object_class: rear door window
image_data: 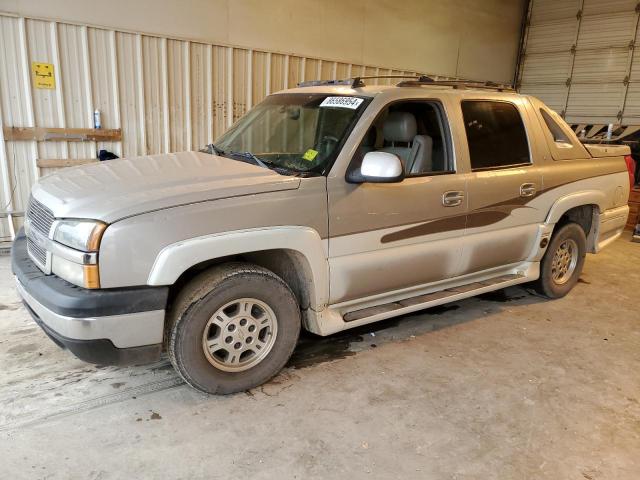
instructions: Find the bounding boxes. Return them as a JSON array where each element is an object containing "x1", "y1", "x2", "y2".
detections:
[{"x1": 461, "y1": 100, "x2": 531, "y2": 170}]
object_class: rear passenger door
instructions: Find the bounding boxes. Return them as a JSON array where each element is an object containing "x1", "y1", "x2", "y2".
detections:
[{"x1": 458, "y1": 99, "x2": 543, "y2": 275}]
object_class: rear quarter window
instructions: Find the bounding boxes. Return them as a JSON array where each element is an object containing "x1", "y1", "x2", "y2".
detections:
[
  {"x1": 461, "y1": 100, "x2": 531, "y2": 170},
  {"x1": 539, "y1": 108, "x2": 572, "y2": 147}
]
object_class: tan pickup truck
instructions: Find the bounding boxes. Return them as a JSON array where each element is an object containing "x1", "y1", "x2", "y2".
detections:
[{"x1": 12, "y1": 76, "x2": 632, "y2": 394}]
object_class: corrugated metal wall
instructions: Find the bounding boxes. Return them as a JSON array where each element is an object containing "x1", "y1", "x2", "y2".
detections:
[
  {"x1": 0, "y1": 13, "x2": 437, "y2": 245},
  {"x1": 518, "y1": 0, "x2": 640, "y2": 125}
]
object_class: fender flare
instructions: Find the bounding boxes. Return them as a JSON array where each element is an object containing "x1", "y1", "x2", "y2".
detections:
[
  {"x1": 147, "y1": 226, "x2": 329, "y2": 308},
  {"x1": 544, "y1": 190, "x2": 606, "y2": 225}
]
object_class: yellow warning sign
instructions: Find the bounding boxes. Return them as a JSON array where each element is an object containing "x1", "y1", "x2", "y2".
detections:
[{"x1": 31, "y1": 62, "x2": 55, "y2": 89}]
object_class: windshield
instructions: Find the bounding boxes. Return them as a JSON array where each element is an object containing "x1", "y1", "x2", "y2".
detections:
[{"x1": 211, "y1": 93, "x2": 370, "y2": 175}]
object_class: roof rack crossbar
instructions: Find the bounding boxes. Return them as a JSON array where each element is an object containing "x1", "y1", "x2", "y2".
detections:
[
  {"x1": 348, "y1": 75, "x2": 433, "y2": 88},
  {"x1": 296, "y1": 79, "x2": 354, "y2": 87}
]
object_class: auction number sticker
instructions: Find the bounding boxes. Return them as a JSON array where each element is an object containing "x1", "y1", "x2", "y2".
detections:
[{"x1": 320, "y1": 96, "x2": 364, "y2": 109}]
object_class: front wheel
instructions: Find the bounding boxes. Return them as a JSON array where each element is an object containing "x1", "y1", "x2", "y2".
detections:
[
  {"x1": 534, "y1": 222, "x2": 587, "y2": 298},
  {"x1": 167, "y1": 263, "x2": 301, "y2": 394}
]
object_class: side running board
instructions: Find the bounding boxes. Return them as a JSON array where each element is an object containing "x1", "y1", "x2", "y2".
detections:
[{"x1": 343, "y1": 274, "x2": 525, "y2": 323}]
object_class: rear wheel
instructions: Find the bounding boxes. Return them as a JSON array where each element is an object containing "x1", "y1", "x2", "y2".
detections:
[
  {"x1": 167, "y1": 263, "x2": 300, "y2": 394},
  {"x1": 534, "y1": 222, "x2": 586, "y2": 298}
]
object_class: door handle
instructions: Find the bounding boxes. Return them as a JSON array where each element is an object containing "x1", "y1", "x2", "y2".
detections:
[
  {"x1": 442, "y1": 190, "x2": 464, "y2": 207},
  {"x1": 520, "y1": 183, "x2": 536, "y2": 197}
]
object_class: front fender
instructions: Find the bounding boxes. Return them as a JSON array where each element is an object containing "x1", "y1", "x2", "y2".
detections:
[{"x1": 147, "y1": 226, "x2": 329, "y2": 308}]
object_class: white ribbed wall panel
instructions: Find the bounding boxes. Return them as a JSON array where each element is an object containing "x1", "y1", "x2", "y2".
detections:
[
  {"x1": 58, "y1": 23, "x2": 94, "y2": 162},
  {"x1": 232, "y1": 48, "x2": 249, "y2": 123},
  {"x1": 0, "y1": 16, "x2": 38, "y2": 242},
  {"x1": 167, "y1": 39, "x2": 189, "y2": 153},
  {"x1": 190, "y1": 43, "x2": 210, "y2": 151},
  {"x1": 116, "y1": 31, "x2": 145, "y2": 158},
  {"x1": 142, "y1": 35, "x2": 166, "y2": 155},
  {"x1": 0, "y1": 13, "x2": 456, "y2": 242},
  {"x1": 87, "y1": 27, "x2": 120, "y2": 157}
]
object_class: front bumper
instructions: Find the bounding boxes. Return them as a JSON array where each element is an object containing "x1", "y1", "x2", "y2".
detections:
[{"x1": 12, "y1": 230, "x2": 169, "y2": 365}]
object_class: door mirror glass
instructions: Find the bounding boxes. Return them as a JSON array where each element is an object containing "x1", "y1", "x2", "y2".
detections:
[{"x1": 348, "y1": 151, "x2": 404, "y2": 183}]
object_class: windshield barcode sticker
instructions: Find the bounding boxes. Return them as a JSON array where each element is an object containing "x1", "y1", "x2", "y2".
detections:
[{"x1": 320, "y1": 96, "x2": 364, "y2": 109}]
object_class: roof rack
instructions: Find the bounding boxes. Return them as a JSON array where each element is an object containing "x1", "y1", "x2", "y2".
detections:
[
  {"x1": 396, "y1": 76, "x2": 515, "y2": 92},
  {"x1": 297, "y1": 75, "x2": 423, "y2": 88},
  {"x1": 296, "y1": 75, "x2": 514, "y2": 91}
]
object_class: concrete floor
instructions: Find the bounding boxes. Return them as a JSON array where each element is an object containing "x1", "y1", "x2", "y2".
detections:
[{"x1": 1, "y1": 235, "x2": 639, "y2": 480}]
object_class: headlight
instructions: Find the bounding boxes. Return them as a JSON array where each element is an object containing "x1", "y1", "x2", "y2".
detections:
[
  {"x1": 51, "y1": 219, "x2": 105, "y2": 288},
  {"x1": 54, "y1": 220, "x2": 106, "y2": 252}
]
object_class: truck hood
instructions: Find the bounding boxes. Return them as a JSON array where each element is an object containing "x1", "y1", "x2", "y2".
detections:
[{"x1": 31, "y1": 151, "x2": 301, "y2": 222}]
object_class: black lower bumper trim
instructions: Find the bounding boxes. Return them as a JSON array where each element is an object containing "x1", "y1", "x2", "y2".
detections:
[
  {"x1": 11, "y1": 229, "x2": 169, "y2": 318},
  {"x1": 24, "y1": 301, "x2": 162, "y2": 366}
]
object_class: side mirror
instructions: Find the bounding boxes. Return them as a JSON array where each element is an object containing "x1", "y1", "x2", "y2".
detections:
[{"x1": 347, "y1": 151, "x2": 405, "y2": 183}]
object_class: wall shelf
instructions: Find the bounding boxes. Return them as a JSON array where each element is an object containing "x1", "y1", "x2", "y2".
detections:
[
  {"x1": 3, "y1": 127, "x2": 121, "y2": 142},
  {"x1": 36, "y1": 158, "x2": 99, "y2": 168}
]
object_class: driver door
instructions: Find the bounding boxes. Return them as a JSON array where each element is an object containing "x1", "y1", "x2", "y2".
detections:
[{"x1": 327, "y1": 100, "x2": 467, "y2": 305}]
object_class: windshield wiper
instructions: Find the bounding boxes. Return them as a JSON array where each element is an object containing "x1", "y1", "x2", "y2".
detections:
[
  {"x1": 201, "y1": 143, "x2": 226, "y2": 156},
  {"x1": 202, "y1": 145, "x2": 270, "y2": 170},
  {"x1": 228, "y1": 151, "x2": 269, "y2": 169},
  {"x1": 202, "y1": 146, "x2": 303, "y2": 175}
]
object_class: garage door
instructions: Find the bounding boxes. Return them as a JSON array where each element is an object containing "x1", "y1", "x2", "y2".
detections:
[{"x1": 518, "y1": 0, "x2": 640, "y2": 126}]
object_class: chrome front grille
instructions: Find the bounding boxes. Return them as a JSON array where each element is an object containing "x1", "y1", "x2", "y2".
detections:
[
  {"x1": 25, "y1": 196, "x2": 55, "y2": 272},
  {"x1": 27, "y1": 236, "x2": 47, "y2": 266},
  {"x1": 27, "y1": 197, "x2": 55, "y2": 237}
]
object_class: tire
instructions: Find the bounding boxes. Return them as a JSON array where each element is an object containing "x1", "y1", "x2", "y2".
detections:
[
  {"x1": 534, "y1": 222, "x2": 587, "y2": 299},
  {"x1": 167, "y1": 262, "x2": 300, "y2": 394}
]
